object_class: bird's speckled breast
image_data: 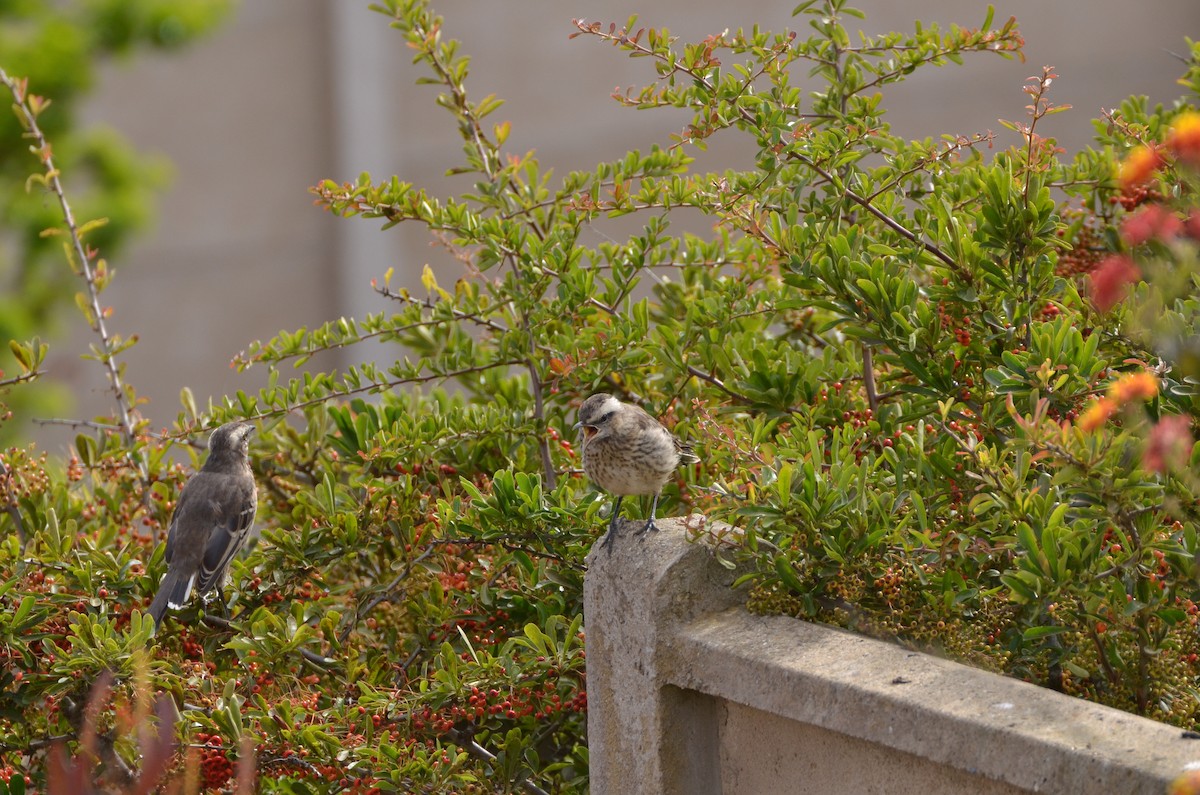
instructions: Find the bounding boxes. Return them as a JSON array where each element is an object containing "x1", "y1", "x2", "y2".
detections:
[{"x1": 582, "y1": 431, "x2": 679, "y2": 495}]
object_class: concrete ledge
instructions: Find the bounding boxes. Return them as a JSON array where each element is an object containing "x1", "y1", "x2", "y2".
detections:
[{"x1": 584, "y1": 516, "x2": 1200, "y2": 795}]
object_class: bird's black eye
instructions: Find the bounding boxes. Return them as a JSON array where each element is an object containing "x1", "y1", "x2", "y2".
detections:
[{"x1": 598, "y1": 410, "x2": 616, "y2": 424}]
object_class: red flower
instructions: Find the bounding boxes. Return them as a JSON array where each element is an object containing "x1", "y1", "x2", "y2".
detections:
[
  {"x1": 1143, "y1": 415, "x2": 1193, "y2": 474},
  {"x1": 1185, "y1": 210, "x2": 1200, "y2": 241},
  {"x1": 1089, "y1": 255, "x2": 1141, "y2": 312},
  {"x1": 1120, "y1": 204, "x2": 1183, "y2": 246}
]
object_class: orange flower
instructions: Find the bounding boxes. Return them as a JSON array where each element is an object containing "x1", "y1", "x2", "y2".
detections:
[
  {"x1": 1118, "y1": 144, "x2": 1163, "y2": 187},
  {"x1": 1089, "y1": 255, "x2": 1141, "y2": 312},
  {"x1": 1168, "y1": 769, "x2": 1200, "y2": 795},
  {"x1": 1077, "y1": 397, "x2": 1118, "y2": 432},
  {"x1": 1107, "y1": 370, "x2": 1158, "y2": 403},
  {"x1": 1167, "y1": 110, "x2": 1200, "y2": 166}
]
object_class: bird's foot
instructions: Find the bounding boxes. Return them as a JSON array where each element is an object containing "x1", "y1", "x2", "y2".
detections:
[
  {"x1": 200, "y1": 588, "x2": 231, "y2": 620},
  {"x1": 601, "y1": 522, "x2": 619, "y2": 554},
  {"x1": 636, "y1": 518, "x2": 660, "y2": 537}
]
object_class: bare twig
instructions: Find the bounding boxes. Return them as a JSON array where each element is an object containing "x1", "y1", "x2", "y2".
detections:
[
  {"x1": 423, "y1": 536, "x2": 574, "y2": 565},
  {"x1": 256, "y1": 753, "x2": 324, "y2": 779},
  {"x1": 792, "y1": 153, "x2": 967, "y2": 279},
  {"x1": 0, "y1": 733, "x2": 75, "y2": 754},
  {"x1": 0, "y1": 457, "x2": 27, "y2": 542},
  {"x1": 529, "y1": 357, "x2": 557, "y2": 489},
  {"x1": 1, "y1": 69, "x2": 145, "y2": 479},
  {"x1": 339, "y1": 544, "x2": 438, "y2": 646},
  {"x1": 229, "y1": 359, "x2": 526, "y2": 424},
  {"x1": 862, "y1": 345, "x2": 878, "y2": 412},
  {"x1": 245, "y1": 285, "x2": 517, "y2": 370},
  {"x1": 685, "y1": 364, "x2": 756, "y2": 406},
  {"x1": 33, "y1": 417, "x2": 126, "y2": 434},
  {"x1": 0, "y1": 369, "x2": 44, "y2": 389},
  {"x1": 446, "y1": 728, "x2": 551, "y2": 795},
  {"x1": 377, "y1": 284, "x2": 512, "y2": 336}
]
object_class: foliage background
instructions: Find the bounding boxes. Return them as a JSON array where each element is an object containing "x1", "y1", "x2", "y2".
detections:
[
  {"x1": 0, "y1": 0, "x2": 233, "y2": 443},
  {"x1": 29, "y1": 0, "x2": 1198, "y2": 447},
  {"x1": 2, "y1": 1, "x2": 1200, "y2": 793}
]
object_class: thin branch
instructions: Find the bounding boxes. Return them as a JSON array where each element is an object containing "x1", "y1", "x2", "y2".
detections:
[
  {"x1": 423, "y1": 536, "x2": 575, "y2": 566},
  {"x1": 0, "y1": 369, "x2": 45, "y2": 389},
  {"x1": 528, "y1": 357, "x2": 557, "y2": 489},
  {"x1": 865, "y1": 132, "x2": 996, "y2": 203},
  {"x1": 0, "y1": 733, "x2": 75, "y2": 754},
  {"x1": 791, "y1": 153, "x2": 967, "y2": 279},
  {"x1": 231, "y1": 359, "x2": 526, "y2": 424},
  {"x1": 685, "y1": 364, "x2": 755, "y2": 406},
  {"x1": 574, "y1": 23, "x2": 971, "y2": 283},
  {"x1": 1087, "y1": 616, "x2": 1119, "y2": 686},
  {"x1": 396, "y1": 7, "x2": 507, "y2": 189},
  {"x1": 0, "y1": 457, "x2": 27, "y2": 543},
  {"x1": 257, "y1": 752, "x2": 324, "y2": 779},
  {"x1": 862, "y1": 345, "x2": 878, "y2": 411},
  {"x1": 398, "y1": 643, "x2": 426, "y2": 682},
  {"x1": 33, "y1": 417, "x2": 126, "y2": 434},
  {"x1": 377, "y1": 284, "x2": 511, "y2": 335},
  {"x1": 445, "y1": 728, "x2": 550, "y2": 795},
  {"x1": 1, "y1": 69, "x2": 145, "y2": 479},
  {"x1": 340, "y1": 544, "x2": 438, "y2": 646}
]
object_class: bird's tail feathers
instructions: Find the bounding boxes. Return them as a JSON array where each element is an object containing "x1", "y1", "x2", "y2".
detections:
[
  {"x1": 679, "y1": 444, "x2": 700, "y2": 465},
  {"x1": 148, "y1": 570, "x2": 196, "y2": 626}
]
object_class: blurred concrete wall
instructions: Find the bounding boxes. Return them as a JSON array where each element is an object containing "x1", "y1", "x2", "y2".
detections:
[{"x1": 37, "y1": 0, "x2": 1198, "y2": 448}]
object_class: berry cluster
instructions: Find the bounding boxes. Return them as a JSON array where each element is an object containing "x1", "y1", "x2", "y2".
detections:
[
  {"x1": 258, "y1": 749, "x2": 381, "y2": 794},
  {"x1": 1115, "y1": 182, "x2": 1163, "y2": 212},
  {"x1": 0, "y1": 761, "x2": 32, "y2": 788},
  {"x1": 1055, "y1": 214, "x2": 1105, "y2": 278},
  {"x1": 193, "y1": 733, "x2": 234, "y2": 791},
  {"x1": 546, "y1": 425, "x2": 576, "y2": 460},
  {"x1": 415, "y1": 676, "x2": 588, "y2": 734}
]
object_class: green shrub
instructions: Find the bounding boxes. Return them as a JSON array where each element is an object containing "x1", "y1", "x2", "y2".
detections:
[{"x1": 3, "y1": 1, "x2": 1200, "y2": 791}]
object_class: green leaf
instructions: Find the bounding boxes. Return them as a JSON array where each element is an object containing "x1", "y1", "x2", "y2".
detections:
[
  {"x1": 774, "y1": 555, "x2": 805, "y2": 593},
  {"x1": 1022, "y1": 625, "x2": 1068, "y2": 641},
  {"x1": 13, "y1": 595, "x2": 35, "y2": 626}
]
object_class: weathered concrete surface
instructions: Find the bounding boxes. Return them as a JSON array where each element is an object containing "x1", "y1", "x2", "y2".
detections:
[
  {"x1": 676, "y1": 609, "x2": 1200, "y2": 794},
  {"x1": 718, "y1": 701, "x2": 1027, "y2": 795},
  {"x1": 584, "y1": 516, "x2": 1200, "y2": 795},
  {"x1": 584, "y1": 515, "x2": 746, "y2": 795}
]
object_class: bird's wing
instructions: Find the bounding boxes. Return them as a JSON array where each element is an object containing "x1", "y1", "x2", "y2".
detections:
[
  {"x1": 195, "y1": 476, "x2": 257, "y2": 594},
  {"x1": 163, "y1": 486, "x2": 198, "y2": 565},
  {"x1": 157, "y1": 484, "x2": 222, "y2": 609},
  {"x1": 627, "y1": 406, "x2": 699, "y2": 467}
]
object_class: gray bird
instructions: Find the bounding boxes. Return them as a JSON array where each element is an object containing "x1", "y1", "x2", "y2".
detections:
[
  {"x1": 148, "y1": 421, "x2": 257, "y2": 627},
  {"x1": 575, "y1": 393, "x2": 698, "y2": 553}
]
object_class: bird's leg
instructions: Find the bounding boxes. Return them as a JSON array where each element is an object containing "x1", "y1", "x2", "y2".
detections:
[
  {"x1": 200, "y1": 586, "x2": 230, "y2": 620},
  {"x1": 637, "y1": 493, "x2": 662, "y2": 537},
  {"x1": 600, "y1": 496, "x2": 624, "y2": 554}
]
